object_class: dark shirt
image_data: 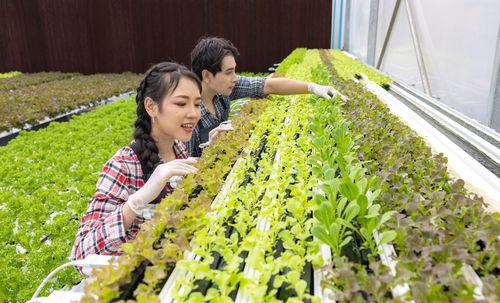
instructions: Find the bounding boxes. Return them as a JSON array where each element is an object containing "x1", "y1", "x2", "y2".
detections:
[{"x1": 185, "y1": 75, "x2": 267, "y2": 157}]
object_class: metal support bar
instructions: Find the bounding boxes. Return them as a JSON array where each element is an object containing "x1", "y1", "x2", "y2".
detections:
[
  {"x1": 367, "y1": 0, "x2": 379, "y2": 65},
  {"x1": 404, "y1": 0, "x2": 432, "y2": 95},
  {"x1": 377, "y1": 0, "x2": 401, "y2": 69},
  {"x1": 343, "y1": 0, "x2": 352, "y2": 51},
  {"x1": 338, "y1": 0, "x2": 344, "y2": 49},
  {"x1": 487, "y1": 23, "x2": 500, "y2": 131},
  {"x1": 331, "y1": 0, "x2": 336, "y2": 49}
]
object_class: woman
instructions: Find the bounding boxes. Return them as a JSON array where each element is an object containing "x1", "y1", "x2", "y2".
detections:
[{"x1": 71, "y1": 62, "x2": 201, "y2": 269}]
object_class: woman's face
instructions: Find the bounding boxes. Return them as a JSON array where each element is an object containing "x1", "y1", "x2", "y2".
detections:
[{"x1": 150, "y1": 77, "x2": 202, "y2": 142}]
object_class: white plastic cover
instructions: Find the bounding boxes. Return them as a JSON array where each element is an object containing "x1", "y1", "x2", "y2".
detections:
[{"x1": 345, "y1": 0, "x2": 500, "y2": 126}]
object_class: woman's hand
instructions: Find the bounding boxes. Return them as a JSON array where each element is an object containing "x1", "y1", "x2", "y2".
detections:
[
  {"x1": 208, "y1": 123, "x2": 234, "y2": 146},
  {"x1": 127, "y1": 158, "x2": 198, "y2": 216}
]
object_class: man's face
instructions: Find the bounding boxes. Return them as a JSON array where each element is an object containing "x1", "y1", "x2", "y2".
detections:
[{"x1": 208, "y1": 55, "x2": 238, "y2": 96}]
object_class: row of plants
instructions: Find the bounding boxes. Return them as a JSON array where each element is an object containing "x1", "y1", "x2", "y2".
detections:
[
  {"x1": 81, "y1": 98, "x2": 270, "y2": 302},
  {"x1": 0, "y1": 96, "x2": 138, "y2": 303},
  {"x1": 328, "y1": 50, "x2": 392, "y2": 87},
  {"x1": 11, "y1": 46, "x2": 497, "y2": 302},
  {"x1": 272, "y1": 48, "x2": 307, "y2": 78},
  {"x1": 132, "y1": 53, "x2": 321, "y2": 302},
  {"x1": 200, "y1": 47, "x2": 500, "y2": 302},
  {"x1": 159, "y1": 56, "x2": 335, "y2": 302},
  {"x1": 308, "y1": 93, "x2": 398, "y2": 301},
  {"x1": 0, "y1": 72, "x2": 141, "y2": 132},
  {"x1": 77, "y1": 55, "x2": 307, "y2": 302},
  {"x1": 2, "y1": 94, "x2": 268, "y2": 303},
  {"x1": 284, "y1": 50, "x2": 400, "y2": 301},
  {"x1": 307, "y1": 88, "x2": 396, "y2": 258},
  {"x1": 0, "y1": 71, "x2": 22, "y2": 79},
  {"x1": 317, "y1": 49, "x2": 500, "y2": 301},
  {"x1": 0, "y1": 91, "x2": 269, "y2": 302},
  {"x1": 166, "y1": 94, "x2": 321, "y2": 302},
  {"x1": 0, "y1": 71, "x2": 266, "y2": 88},
  {"x1": 153, "y1": 50, "x2": 398, "y2": 302},
  {"x1": 80, "y1": 50, "x2": 403, "y2": 303},
  {"x1": 76, "y1": 49, "x2": 399, "y2": 303},
  {"x1": 0, "y1": 71, "x2": 77, "y2": 90}
]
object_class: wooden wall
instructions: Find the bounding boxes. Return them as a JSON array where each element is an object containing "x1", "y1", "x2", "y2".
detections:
[{"x1": 0, "y1": 0, "x2": 332, "y2": 74}]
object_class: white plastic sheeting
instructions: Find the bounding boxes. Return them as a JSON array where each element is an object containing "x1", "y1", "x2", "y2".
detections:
[{"x1": 344, "y1": 0, "x2": 500, "y2": 127}]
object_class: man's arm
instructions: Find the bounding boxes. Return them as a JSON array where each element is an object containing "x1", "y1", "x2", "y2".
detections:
[
  {"x1": 263, "y1": 78, "x2": 348, "y2": 101},
  {"x1": 263, "y1": 78, "x2": 309, "y2": 95}
]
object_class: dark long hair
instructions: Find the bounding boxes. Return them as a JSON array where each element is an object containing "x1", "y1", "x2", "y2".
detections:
[{"x1": 134, "y1": 62, "x2": 202, "y2": 169}]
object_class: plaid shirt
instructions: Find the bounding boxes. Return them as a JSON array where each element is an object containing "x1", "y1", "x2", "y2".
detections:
[
  {"x1": 185, "y1": 75, "x2": 266, "y2": 157},
  {"x1": 71, "y1": 140, "x2": 188, "y2": 273}
]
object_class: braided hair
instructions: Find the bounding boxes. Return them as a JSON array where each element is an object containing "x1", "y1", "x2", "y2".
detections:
[{"x1": 134, "y1": 62, "x2": 202, "y2": 170}]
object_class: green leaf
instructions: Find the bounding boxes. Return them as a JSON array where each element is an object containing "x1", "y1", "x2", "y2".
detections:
[
  {"x1": 143, "y1": 265, "x2": 166, "y2": 284},
  {"x1": 411, "y1": 281, "x2": 430, "y2": 302},
  {"x1": 273, "y1": 275, "x2": 284, "y2": 288},
  {"x1": 336, "y1": 197, "x2": 348, "y2": 218},
  {"x1": 360, "y1": 227, "x2": 371, "y2": 241},
  {"x1": 357, "y1": 178, "x2": 368, "y2": 194},
  {"x1": 286, "y1": 197, "x2": 301, "y2": 215},
  {"x1": 339, "y1": 178, "x2": 358, "y2": 201},
  {"x1": 314, "y1": 202, "x2": 333, "y2": 227},
  {"x1": 311, "y1": 166, "x2": 322, "y2": 177},
  {"x1": 326, "y1": 178, "x2": 341, "y2": 195},
  {"x1": 313, "y1": 193, "x2": 327, "y2": 206},
  {"x1": 295, "y1": 280, "x2": 307, "y2": 297},
  {"x1": 204, "y1": 288, "x2": 219, "y2": 300},
  {"x1": 378, "y1": 230, "x2": 397, "y2": 246},
  {"x1": 367, "y1": 217, "x2": 378, "y2": 232},
  {"x1": 329, "y1": 223, "x2": 340, "y2": 243},
  {"x1": 286, "y1": 270, "x2": 301, "y2": 284},
  {"x1": 311, "y1": 225, "x2": 335, "y2": 248},
  {"x1": 312, "y1": 136, "x2": 326, "y2": 148},
  {"x1": 324, "y1": 168, "x2": 337, "y2": 180},
  {"x1": 336, "y1": 218, "x2": 357, "y2": 232},
  {"x1": 357, "y1": 194, "x2": 369, "y2": 217},
  {"x1": 349, "y1": 165, "x2": 366, "y2": 181},
  {"x1": 344, "y1": 202, "x2": 360, "y2": 222},
  {"x1": 379, "y1": 210, "x2": 396, "y2": 226},
  {"x1": 367, "y1": 175, "x2": 380, "y2": 190},
  {"x1": 319, "y1": 183, "x2": 334, "y2": 202},
  {"x1": 365, "y1": 204, "x2": 381, "y2": 218},
  {"x1": 339, "y1": 235, "x2": 352, "y2": 249},
  {"x1": 321, "y1": 146, "x2": 332, "y2": 159},
  {"x1": 368, "y1": 189, "x2": 381, "y2": 204}
]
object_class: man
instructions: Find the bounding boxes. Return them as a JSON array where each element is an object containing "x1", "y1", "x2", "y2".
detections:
[{"x1": 186, "y1": 37, "x2": 348, "y2": 157}]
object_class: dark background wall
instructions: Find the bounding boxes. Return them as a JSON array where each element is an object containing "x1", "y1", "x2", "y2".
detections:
[{"x1": 0, "y1": 0, "x2": 332, "y2": 74}]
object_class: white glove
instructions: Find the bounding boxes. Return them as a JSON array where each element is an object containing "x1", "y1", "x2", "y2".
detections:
[
  {"x1": 308, "y1": 83, "x2": 349, "y2": 102},
  {"x1": 208, "y1": 123, "x2": 234, "y2": 146},
  {"x1": 127, "y1": 158, "x2": 198, "y2": 216}
]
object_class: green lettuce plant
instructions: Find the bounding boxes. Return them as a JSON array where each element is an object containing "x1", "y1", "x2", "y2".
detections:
[
  {"x1": 0, "y1": 72, "x2": 141, "y2": 132},
  {"x1": 82, "y1": 99, "x2": 270, "y2": 302},
  {"x1": 0, "y1": 96, "x2": 137, "y2": 302},
  {"x1": 318, "y1": 48, "x2": 500, "y2": 301},
  {"x1": 0, "y1": 71, "x2": 22, "y2": 79}
]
